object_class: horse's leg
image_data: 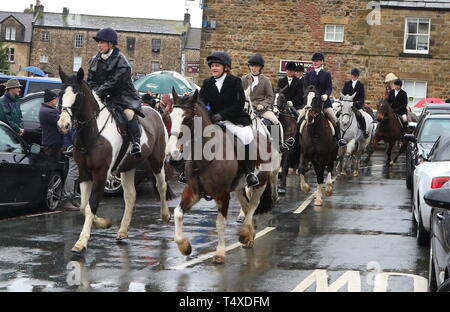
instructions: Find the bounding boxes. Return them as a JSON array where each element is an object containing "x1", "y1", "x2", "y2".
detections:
[
  {"x1": 299, "y1": 154, "x2": 310, "y2": 193},
  {"x1": 325, "y1": 171, "x2": 333, "y2": 197},
  {"x1": 392, "y1": 140, "x2": 407, "y2": 164},
  {"x1": 174, "y1": 186, "x2": 200, "y2": 256},
  {"x1": 270, "y1": 168, "x2": 279, "y2": 203},
  {"x1": 279, "y1": 153, "x2": 288, "y2": 194},
  {"x1": 78, "y1": 181, "x2": 92, "y2": 215},
  {"x1": 313, "y1": 163, "x2": 325, "y2": 206},
  {"x1": 116, "y1": 169, "x2": 136, "y2": 240},
  {"x1": 237, "y1": 183, "x2": 266, "y2": 248},
  {"x1": 213, "y1": 193, "x2": 230, "y2": 264},
  {"x1": 386, "y1": 141, "x2": 394, "y2": 167},
  {"x1": 153, "y1": 166, "x2": 170, "y2": 223}
]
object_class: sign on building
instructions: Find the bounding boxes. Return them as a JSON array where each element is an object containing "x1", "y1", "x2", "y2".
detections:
[
  {"x1": 186, "y1": 61, "x2": 200, "y2": 74},
  {"x1": 279, "y1": 60, "x2": 314, "y2": 73}
]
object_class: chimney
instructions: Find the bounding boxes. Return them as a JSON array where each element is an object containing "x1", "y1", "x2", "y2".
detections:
[
  {"x1": 63, "y1": 7, "x2": 69, "y2": 16},
  {"x1": 184, "y1": 13, "x2": 190, "y2": 25},
  {"x1": 34, "y1": 0, "x2": 44, "y2": 17}
]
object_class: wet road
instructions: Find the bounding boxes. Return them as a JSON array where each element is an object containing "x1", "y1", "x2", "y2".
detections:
[{"x1": 0, "y1": 150, "x2": 429, "y2": 292}]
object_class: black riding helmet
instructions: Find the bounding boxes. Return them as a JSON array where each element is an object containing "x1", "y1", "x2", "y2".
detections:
[
  {"x1": 93, "y1": 27, "x2": 118, "y2": 45},
  {"x1": 248, "y1": 54, "x2": 265, "y2": 67},
  {"x1": 351, "y1": 68, "x2": 360, "y2": 76},
  {"x1": 285, "y1": 61, "x2": 297, "y2": 71},
  {"x1": 312, "y1": 52, "x2": 325, "y2": 61},
  {"x1": 295, "y1": 64, "x2": 304, "y2": 72},
  {"x1": 207, "y1": 51, "x2": 232, "y2": 68}
]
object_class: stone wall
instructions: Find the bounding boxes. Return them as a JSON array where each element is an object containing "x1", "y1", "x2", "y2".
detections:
[
  {"x1": 200, "y1": 0, "x2": 450, "y2": 105},
  {"x1": 184, "y1": 48, "x2": 201, "y2": 84},
  {"x1": 30, "y1": 27, "x2": 184, "y2": 77}
]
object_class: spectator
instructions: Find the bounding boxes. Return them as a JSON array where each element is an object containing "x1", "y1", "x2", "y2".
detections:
[
  {"x1": 39, "y1": 89, "x2": 63, "y2": 160},
  {"x1": 141, "y1": 93, "x2": 157, "y2": 108},
  {"x1": 446, "y1": 91, "x2": 450, "y2": 103},
  {"x1": 0, "y1": 79, "x2": 25, "y2": 136},
  {"x1": 61, "y1": 129, "x2": 79, "y2": 210}
]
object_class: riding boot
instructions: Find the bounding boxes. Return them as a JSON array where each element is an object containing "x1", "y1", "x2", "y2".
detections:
[
  {"x1": 170, "y1": 159, "x2": 187, "y2": 184},
  {"x1": 355, "y1": 110, "x2": 368, "y2": 138},
  {"x1": 275, "y1": 124, "x2": 290, "y2": 153},
  {"x1": 127, "y1": 116, "x2": 142, "y2": 158},
  {"x1": 335, "y1": 123, "x2": 347, "y2": 147},
  {"x1": 243, "y1": 144, "x2": 259, "y2": 187}
]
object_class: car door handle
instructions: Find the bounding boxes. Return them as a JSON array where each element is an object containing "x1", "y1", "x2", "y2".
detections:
[{"x1": 436, "y1": 212, "x2": 444, "y2": 221}]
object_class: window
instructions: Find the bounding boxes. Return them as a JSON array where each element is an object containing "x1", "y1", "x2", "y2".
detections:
[
  {"x1": 40, "y1": 54, "x2": 49, "y2": 63},
  {"x1": 41, "y1": 31, "x2": 49, "y2": 41},
  {"x1": 73, "y1": 56, "x2": 82, "y2": 72},
  {"x1": 152, "y1": 39, "x2": 161, "y2": 52},
  {"x1": 324, "y1": 25, "x2": 344, "y2": 42},
  {"x1": 404, "y1": 18, "x2": 430, "y2": 54},
  {"x1": 0, "y1": 125, "x2": 24, "y2": 153},
  {"x1": 127, "y1": 37, "x2": 136, "y2": 51},
  {"x1": 74, "y1": 34, "x2": 84, "y2": 48},
  {"x1": 403, "y1": 80, "x2": 427, "y2": 106},
  {"x1": 5, "y1": 27, "x2": 16, "y2": 41},
  {"x1": 151, "y1": 61, "x2": 160, "y2": 72},
  {"x1": 7, "y1": 48, "x2": 15, "y2": 62},
  {"x1": 20, "y1": 97, "x2": 42, "y2": 123},
  {"x1": 27, "y1": 82, "x2": 62, "y2": 94},
  {"x1": 418, "y1": 119, "x2": 450, "y2": 143}
]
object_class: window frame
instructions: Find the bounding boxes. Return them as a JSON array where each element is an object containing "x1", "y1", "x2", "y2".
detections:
[
  {"x1": 151, "y1": 61, "x2": 160, "y2": 73},
  {"x1": 127, "y1": 37, "x2": 136, "y2": 51},
  {"x1": 73, "y1": 56, "x2": 82, "y2": 72},
  {"x1": 324, "y1": 24, "x2": 344, "y2": 43},
  {"x1": 41, "y1": 31, "x2": 50, "y2": 41},
  {"x1": 74, "y1": 34, "x2": 84, "y2": 48},
  {"x1": 152, "y1": 39, "x2": 161, "y2": 53},
  {"x1": 7, "y1": 48, "x2": 15, "y2": 63},
  {"x1": 403, "y1": 17, "x2": 431, "y2": 55},
  {"x1": 403, "y1": 80, "x2": 428, "y2": 106},
  {"x1": 5, "y1": 26, "x2": 16, "y2": 41},
  {"x1": 40, "y1": 54, "x2": 49, "y2": 64}
]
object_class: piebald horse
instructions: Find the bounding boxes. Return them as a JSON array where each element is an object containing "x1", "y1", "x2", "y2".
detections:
[
  {"x1": 57, "y1": 67, "x2": 171, "y2": 254},
  {"x1": 166, "y1": 90, "x2": 273, "y2": 264}
]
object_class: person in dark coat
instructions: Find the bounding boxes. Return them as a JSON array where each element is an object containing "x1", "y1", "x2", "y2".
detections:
[
  {"x1": 0, "y1": 79, "x2": 24, "y2": 136},
  {"x1": 445, "y1": 91, "x2": 450, "y2": 103},
  {"x1": 87, "y1": 27, "x2": 143, "y2": 157},
  {"x1": 39, "y1": 89, "x2": 63, "y2": 160},
  {"x1": 341, "y1": 68, "x2": 368, "y2": 137},
  {"x1": 294, "y1": 64, "x2": 304, "y2": 80},
  {"x1": 277, "y1": 61, "x2": 304, "y2": 112},
  {"x1": 199, "y1": 51, "x2": 259, "y2": 187},
  {"x1": 387, "y1": 79, "x2": 408, "y2": 130},
  {"x1": 301, "y1": 52, "x2": 346, "y2": 146}
]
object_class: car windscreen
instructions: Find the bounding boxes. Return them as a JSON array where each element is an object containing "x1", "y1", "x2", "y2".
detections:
[
  {"x1": 430, "y1": 136, "x2": 450, "y2": 162},
  {"x1": 27, "y1": 81, "x2": 62, "y2": 94},
  {"x1": 418, "y1": 118, "x2": 450, "y2": 143},
  {"x1": 0, "y1": 125, "x2": 25, "y2": 153},
  {"x1": 20, "y1": 96, "x2": 43, "y2": 123}
]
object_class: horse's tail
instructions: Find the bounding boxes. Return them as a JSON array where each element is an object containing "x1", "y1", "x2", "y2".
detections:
[{"x1": 255, "y1": 179, "x2": 273, "y2": 215}]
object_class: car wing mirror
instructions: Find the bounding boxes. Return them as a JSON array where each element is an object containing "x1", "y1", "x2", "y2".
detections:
[
  {"x1": 30, "y1": 144, "x2": 41, "y2": 155},
  {"x1": 407, "y1": 122, "x2": 417, "y2": 131},
  {"x1": 403, "y1": 134, "x2": 416, "y2": 143},
  {"x1": 424, "y1": 188, "x2": 450, "y2": 210}
]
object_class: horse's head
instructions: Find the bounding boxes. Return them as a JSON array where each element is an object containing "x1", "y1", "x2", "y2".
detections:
[
  {"x1": 165, "y1": 89, "x2": 200, "y2": 161},
  {"x1": 376, "y1": 98, "x2": 391, "y2": 122},
  {"x1": 57, "y1": 66, "x2": 89, "y2": 134},
  {"x1": 274, "y1": 85, "x2": 289, "y2": 112},
  {"x1": 339, "y1": 93, "x2": 356, "y2": 126},
  {"x1": 304, "y1": 85, "x2": 322, "y2": 123}
]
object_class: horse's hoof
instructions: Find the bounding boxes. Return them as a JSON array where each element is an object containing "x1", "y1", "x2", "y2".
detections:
[
  {"x1": 161, "y1": 213, "x2": 171, "y2": 223},
  {"x1": 288, "y1": 168, "x2": 295, "y2": 175},
  {"x1": 212, "y1": 255, "x2": 225, "y2": 264},
  {"x1": 239, "y1": 224, "x2": 255, "y2": 248},
  {"x1": 177, "y1": 238, "x2": 192, "y2": 256},
  {"x1": 390, "y1": 161, "x2": 394, "y2": 166},
  {"x1": 94, "y1": 217, "x2": 113, "y2": 229},
  {"x1": 314, "y1": 198, "x2": 323, "y2": 206},
  {"x1": 278, "y1": 188, "x2": 286, "y2": 195},
  {"x1": 301, "y1": 184, "x2": 310, "y2": 193},
  {"x1": 353, "y1": 171, "x2": 359, "y2": 177},
  {"x1": 236, "y1": 216, "x2": 245, "y2": 223},
  {"x1": 272, "y1": 196, "x2": 279, "y2": 203},
  {"x1": 71, "y1": 245, "x2": 86, "y2": 254},
  {"x1": 116, "y1": 232, "x2": 128, "y2": 240},
  {"x1": 325, "y1": 187, "x2": 333, "y2": 197}
]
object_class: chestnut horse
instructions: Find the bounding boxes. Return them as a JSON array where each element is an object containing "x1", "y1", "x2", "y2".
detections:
[
  {"x1": 373, "y1": 98, "x2": 407, "y2": 166},
  {"x1": 166, "y1": 90, "x2": 273, "y2": 264},
  {"x1": 57, "y1": 67, "x2": 172, "y2": 254}
]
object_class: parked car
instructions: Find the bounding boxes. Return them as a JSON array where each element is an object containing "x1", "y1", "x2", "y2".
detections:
[
  {"x1": 0, "y1": 121, "x2": 65, "y2": 211},
  {"x1": 17, "y1": 90, "x2": 151, "y2": 196},
  {"x1": 424, "y1": 186, "x2": 450, "y2": 292},
  {"x1": 405, "y1": 114, "x2": 450, "y2": 189},
  {"x1": 411, "y1": 134, "x2": 450, "y2": 245},
  {"x1": 0, "y1": 74, "x2": 62, "y2": 98}
]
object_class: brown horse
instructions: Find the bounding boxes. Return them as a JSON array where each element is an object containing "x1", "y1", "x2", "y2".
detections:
[
  {"x1": 298, "y1": 85, "x2": 337, "y2": 206},
  {"x1": 373, "y1": 98, "x2": 407, "y2": 166},
  {"x1": 166, "y1": 90, "x2": 272, "y2": 264},
  {"x1": 274, "y1": 86, "x2": 299, "y2": 194},
  {"x1": 57, "y1": 67, "x2": 172, "y2": 254}
]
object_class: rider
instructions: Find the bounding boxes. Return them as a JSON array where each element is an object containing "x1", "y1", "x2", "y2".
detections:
[
  {"x1": 200, "y1": 51, "x2": 259, "y2": 187},
  {"x1": 87, "y1": 27, "x2": 143, "y2": 157},
  {"x1": 241, "y1": 54, "x2": 290, "y2": 153},
  {"x1": 294, "y1": 64, "x2": 304, "y2": 80},
  {"x1": 301, "y1": 52, "x2": 346, "y2": 146},
  {"x1": 384, "y1": 72, "x2": 398, "y2": 100},
  {"x1": 277, "y1": 61, "x2": 304, "y2": 114},
  {"x1": 387, "y1": 79, "x2": 409, "y2": 131},
  {"x1": 341, "y1": 68, "x2": 369, "y2": 138}
]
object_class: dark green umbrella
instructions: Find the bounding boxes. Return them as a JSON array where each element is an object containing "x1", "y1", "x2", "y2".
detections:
[{"x1": 133, "y1": 71, "x2": 192, "y2": 94}]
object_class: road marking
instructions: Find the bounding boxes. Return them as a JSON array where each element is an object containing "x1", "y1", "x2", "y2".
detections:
[
  {"x1": 294, "y1": 177, "x2": 337, "y2": 214},
  {"x1": 170, "y1": 226, "x2": 276, "y2": 270},
  {"x1": 0, "y1": 211, "x2": 62, "y2": 222}
]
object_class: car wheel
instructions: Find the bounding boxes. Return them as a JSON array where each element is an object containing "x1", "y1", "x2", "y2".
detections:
[
  {"x1": 416, "y1": 198, "x2": 430, "y2": 246},
  {"x1": 42, "y1": 172, "x2": 63, "y2": 212},
  {"x1": 437, "y1": 279, "x2": 450, "y2": 292},
  {"x1": 428, "y1": 239, "x2": 437, "y2": 292},
  {"x1": 104, "y1": 173, "x2": 123, "y2": 196}
]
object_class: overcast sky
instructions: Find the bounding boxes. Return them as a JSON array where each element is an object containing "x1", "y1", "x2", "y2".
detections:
[{"x1": 1, "y1": 0, "x2": 204, "y2": 27}]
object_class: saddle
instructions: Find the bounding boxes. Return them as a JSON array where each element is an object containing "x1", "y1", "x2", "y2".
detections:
[{"x1": 299, "y1": 111, "x2": 335, "y2": 137}]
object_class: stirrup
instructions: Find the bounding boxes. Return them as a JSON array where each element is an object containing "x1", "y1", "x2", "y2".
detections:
[
  {"x1": 178, "y1": 172, "x2": 187, "y2": 184},
  {"x1": 338, "y1": 139, "x2": 347, "y2": 147},
  {"x1": 130, "y1": 143, "x2": 142, "y2": 157},
  {"x1": 246, "y1": 173, "x2": 259, "y2": 187},
  {"x1": 280, "y1": 143, "x2": 290, "y2": 153},
  {"x1": 285, "y1": 137, "x2": 295, "y2": 147}
]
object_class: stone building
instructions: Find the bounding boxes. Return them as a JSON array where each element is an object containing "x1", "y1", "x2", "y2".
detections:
[
  {"x1": 0, "y1": 12, "x2": 33, "y2": 76},
  {"x1": 200, "y1": 0, "x2": 450, "y2": 106},
  {"x1": 183, "y1": 28, "x2": 202, "y2": 83},
  {"x1": 29, "y1": 4, "x2": 193, "y2": 78}
]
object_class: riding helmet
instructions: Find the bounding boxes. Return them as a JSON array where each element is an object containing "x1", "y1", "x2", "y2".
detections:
[
  {"x1": 93, "y1": 27, "x2": 118, "y2": 45},
  {"x1": 295, "y1": 64, "x2": 304, "y2": 72},
  {"x1": 207, "y1": 51, "x2": 232, "y2": 68},
  {"x1": 285, "y1": 61, "x2": 297, "y2": 71},
  {"x1": 393, "y1": 79, "x2": 403, "y2": 86},
  {"x1": 248, "y1": 54, "x2": 265, "y2": 67},
  {"x1": 311, "y1": 52, "x2": 325, "y2": 61},
  {"x1": 384, "y1": 73, "x2": 398, "y2": 83},
  {"x1": 351, "y1": 68, "x2": 360, "y2": 76}
]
